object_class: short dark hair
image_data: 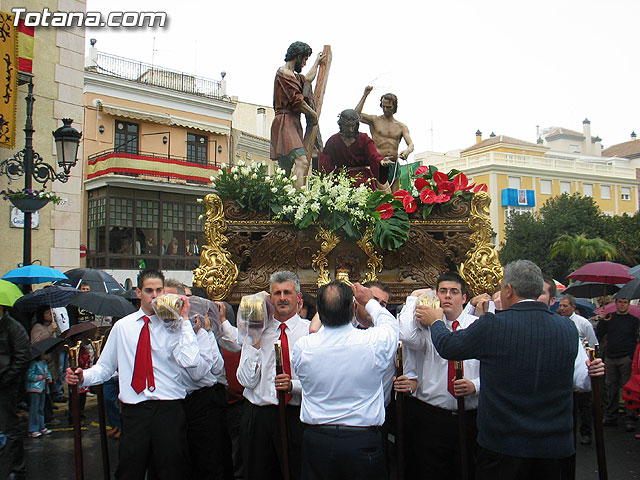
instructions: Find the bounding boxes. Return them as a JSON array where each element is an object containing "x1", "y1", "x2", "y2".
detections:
[
  {"x1": 35, "y1": 305, "x2": 50, "y2": 324},
  {"x1": 317, "y1": 281, "x2": 353, "y2": 327},
  {"x1": 137, "y1": 269, "x2": 164, "y2": 290},
  {"x1": 560, "y1": 293, "x2": 576, "y2": 308},
  {"x1": 435, "y1": 272, "x2": 467, "y2": 296},
  {"x1": 284, "y1": 41, "x2": 312, "y2": 62},
  {"x1": 363, "y1": 281, "x2": 390, "y2": 296},
  {"x1": 542, "y1": 274, "x2": 557, "y2": 300},
  {"x1": 380, "y1": 93, "x2": 398, "y2": 114},
  {"x1": 301, "y1": 291, "x2": 317, "y2": 320}
]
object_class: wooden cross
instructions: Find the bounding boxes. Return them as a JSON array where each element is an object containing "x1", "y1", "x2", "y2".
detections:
[{"x1": 303, "y1": 45, "x2": 332, "y2": 161}]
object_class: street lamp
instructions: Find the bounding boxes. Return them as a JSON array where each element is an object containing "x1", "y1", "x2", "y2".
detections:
[{"x1": 0, "y1": 77, "x2": 82, "y2": 271}]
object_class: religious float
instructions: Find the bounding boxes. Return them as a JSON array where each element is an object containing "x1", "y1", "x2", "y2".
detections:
[{"x1": 192, "y1": 162, "x2": 503, "y2": 305}]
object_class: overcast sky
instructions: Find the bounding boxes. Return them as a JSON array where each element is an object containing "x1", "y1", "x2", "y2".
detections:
[{"x1": 85, "y1": 0, "x2": 640, "y2": 159}]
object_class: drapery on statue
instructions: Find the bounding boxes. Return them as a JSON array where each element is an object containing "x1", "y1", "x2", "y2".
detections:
[
  {"x1": 270, "y1": 41, "x2": 325, "y2": 189},
  {"x1": 318, "y1": 109, "x2": 391, "y2": 190},
  {"x1": 355, "y1": 86, "x2": 415, "y2": 192}
]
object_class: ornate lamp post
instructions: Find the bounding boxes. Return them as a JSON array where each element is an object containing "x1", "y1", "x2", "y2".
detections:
[{"x1": 0, "y1": 78, "x2": 82, "y2": 267}]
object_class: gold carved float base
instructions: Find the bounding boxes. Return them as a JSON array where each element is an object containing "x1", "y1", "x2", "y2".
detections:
[{"x1": 193, "y1": 192, "x2": 502, "y2": 304}]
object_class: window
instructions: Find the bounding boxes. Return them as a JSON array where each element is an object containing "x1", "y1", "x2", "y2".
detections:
[
  {"x1": 560, "y1": 182, "x2": 571, "y2": 194},
  {"x1": 583, "y1": 184, "x2": 593, "y2": 197},
  {"x1": 569, "y1": 144, "x2": 580, "y2": 153},
  {"x1": 621, "y1": 187, "x2": 631, "y2": 201},
  {"x1": 540, "y1": 179, "x2": 552, "y2": 195},
  {"x1": 114, "y1": 121, "x2": 139, "y2": 154},
  {"x1": 508, "y1": 176, "x2": 521, "y2": 189},
  {"x1": 187, "y1": 133, "x2": 208, "y2": 164},
  {"x1": 601, "y1": 185, "x2": 611, "y2": 199}
]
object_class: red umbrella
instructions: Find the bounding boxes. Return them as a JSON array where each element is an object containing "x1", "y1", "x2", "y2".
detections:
[
  {"x1": 567, "y1": 261, "x2": 634, "y2": 285},
  {"x1": 595, "y1": 302, "x2": 640, "y2": 318}
]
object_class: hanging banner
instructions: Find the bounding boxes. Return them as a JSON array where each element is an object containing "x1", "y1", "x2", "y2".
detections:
[
  {"x1": 0, "y1": 11, "x2": 18, "y2": 148},
  {"x1": 17, "y1": 20, "x2": 34, "y2": 73}
]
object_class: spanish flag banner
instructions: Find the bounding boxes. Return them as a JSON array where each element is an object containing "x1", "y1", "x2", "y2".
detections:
[
  {"x1": 17, "y1": 20, "x2": 34, "y2": 73},
  {"x1": 0, "y1": 11, "x2": 18, "y2": 148}
]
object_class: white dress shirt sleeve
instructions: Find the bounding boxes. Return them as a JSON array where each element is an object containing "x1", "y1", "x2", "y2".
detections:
[
  {"x1": 184, "y1": 329, "x2": 217, "y2": 382},
  {"x1": 398, "y1": 296, "x2": 426, "y2": 350},
  {"x1": 81, "y1": 322, "x2": 120, "y2": 387},
  {"x1": 573, "y1": 339, "x2": 591, "y2": 392},
  {"x1": 367, "y1": 299, "x2": 399, "y2": 370},
  {"x1": 216, "y1": 320, "x2": 241, "y2": 353},
  {"x1": 171, "y1": 320, "x2": 201, "y2": 369},
  {"x1": 237, "y1": 343, "x2": 262, "y2": 389},
  {"x1": 208, "y1": 331, "x2": 226, "y2": 379}
]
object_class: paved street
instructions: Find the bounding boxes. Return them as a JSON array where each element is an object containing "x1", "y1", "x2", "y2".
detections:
[{"x1": 2, "y1": 394, "x2": 639, "y2": 479}]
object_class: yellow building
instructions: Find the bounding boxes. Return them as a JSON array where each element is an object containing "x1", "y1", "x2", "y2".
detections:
[
  {"x1": 83, "y1": 45, "x2": 272, "y2": 286},
  {"x1": 415, "y1": 129, "x2": 639, "y2": 246},
  {"x1": 0, "y1": 1, "x2": 86, "y2": 275}
]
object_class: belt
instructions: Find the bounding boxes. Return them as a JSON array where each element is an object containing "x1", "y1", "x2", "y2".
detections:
[
  {"x1": 421, "y1": 400, "x2": 477, "y2": 417},
  {"x1": 275, "y1": 109, "x2": 296, "y2": 115},
  {"x1": 123, "y1": 398, "x2": 184, "y2": 408},
  {"x1": 306, "y1": 424, "x2": 381, "y2": 432}
]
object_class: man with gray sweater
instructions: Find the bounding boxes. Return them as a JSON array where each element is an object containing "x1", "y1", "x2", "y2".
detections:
[{"x1": 416, "y1": 260, "x2": 604, "y2": 479}]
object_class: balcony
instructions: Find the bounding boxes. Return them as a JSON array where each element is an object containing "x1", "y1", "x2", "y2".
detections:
[
  {"x1": 87, "y1": 149, "x2": 220, "y2": 185},
  {"x1": 91, "y1": 52, "x2": 224, "y2": 100}
]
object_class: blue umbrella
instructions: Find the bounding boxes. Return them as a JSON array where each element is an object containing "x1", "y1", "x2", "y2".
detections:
[
  {"x1": 14, "y1": 285, "x2": 80, "y2": 311},
  {"x1": 2, "y1": 265, "x2": 68, "y2": 284}
]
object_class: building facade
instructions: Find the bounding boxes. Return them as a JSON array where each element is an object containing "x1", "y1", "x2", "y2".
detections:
[
  {"x1": 0, "y1": 0, "x2": 86, "y2": 275},
  {"x1": 83, "y1": 46, "x2": 272, "y2": 287},
  {"x1": 415, "y1": 126, "x2": 639, "y2": 246}
]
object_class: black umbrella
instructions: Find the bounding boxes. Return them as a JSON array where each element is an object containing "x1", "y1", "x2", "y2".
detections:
[
  {"x1": 69, "y1": 291, "x2": 136, "y2": 318},
  {"x1": 14, "y1": 285, "x2": 80, "y2": 311},
  {"x1": 62, "y1": 321, "x2": 98, "y2": 339},
  {"x1": 563, "y1": 281, "x2": 620, "y2": 298},
  {"x1": 57, "y1": 268, "x2": 124, "y2": 294},
  {"x1": 118, "y1": 289, "x2": 139, "y2": 301},
  {"x1": 30, "y1": 337, "x2": 65, "y2": 360},
  {"x1": 614, "y1": 277, "x2": 640, "y2": 300}
]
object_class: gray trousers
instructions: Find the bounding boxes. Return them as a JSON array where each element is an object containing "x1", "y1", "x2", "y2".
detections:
[{"x1": 604, "y1": 355, "x2": 634, "y2": 422}]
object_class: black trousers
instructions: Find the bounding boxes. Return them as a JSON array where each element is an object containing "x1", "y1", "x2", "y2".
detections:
[
  {"x1": 240, "y1": 403, "x2": 302, "y2": 480},
  {"x1": 405, "y1": 396, "x2": 478, "y2": 480},
  {"x1": 185, "y1": 384, "x2": 233, "y2": 480},
  {"x1": 476, "y1": 446, "x2": 571, "y2": 480},
  {"x1": 116, "y1": 399, "x2": 188, "y2": 480},
  {"x1": 0, "y1": 384, "x2": 26, "y2": 479},
  {"x1": 301, "y1": 425, "x2": 386, "y2": 480}
]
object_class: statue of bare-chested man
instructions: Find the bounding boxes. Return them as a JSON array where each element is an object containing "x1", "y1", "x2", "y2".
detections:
[{"x1": 355, "y1": 86, "x2": 415, "y2": 192}]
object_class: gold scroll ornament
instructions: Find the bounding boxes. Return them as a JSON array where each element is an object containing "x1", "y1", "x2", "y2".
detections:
[
  {"x1": 459, "y1": 191, "x2": 503, "y2": 298},
  {"x1": 356, "y1": 226, "x2": 383, "y2": 284},
  {"x1": 193, "y1": 194, "x2": 239, "y2": 300},
  {"x1": 311, "y1": 227, "x2": 340, "y2": 287}
]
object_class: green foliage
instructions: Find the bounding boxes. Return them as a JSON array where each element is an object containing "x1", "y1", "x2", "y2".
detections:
[{"x1": 501, "y1": 193, "x2": 640, "y2": 279}]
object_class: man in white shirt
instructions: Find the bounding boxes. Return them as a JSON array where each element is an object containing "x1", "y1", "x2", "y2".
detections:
[
  {"x1": 399, "y1": 272, "x2": 480, "y2": 480},
  {"x1": 292, "y1": 281, "x2": 398, "y2": 480},
  {"x1": 558, "y1": 293, "x2": 598, "y2": 446},
  {"x1": 236, "y1": 271, "x2": 310, "y2": 480},
  {"x1": 66, "y1": 270, "x2": 200, "y2": 480}
]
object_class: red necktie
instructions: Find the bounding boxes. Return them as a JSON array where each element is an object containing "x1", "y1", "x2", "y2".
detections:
[
  {"x1": 279, "y1": 322, "x2": 292, "y2": 405},
  {"x1": 447, "y1": 320, "x2": 460, "y2": 398},
  {"x1": 131, "y1": 316, "x2": 155, "y2": 394}
]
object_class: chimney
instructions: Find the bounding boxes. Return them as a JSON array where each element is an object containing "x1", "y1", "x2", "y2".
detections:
[
  {"x1": 632, "y1": 131, "x2": 637, "y2": 140},
  {"x1": 85, "y1": 38, "x2": 98, "y2": 69},
  {"x1": 475, "y1": 129, "x2": 482, "y2": 144},
  {"x1": 220, "y1": 71, "x2": 227, "y2": 97},
  {"x1": 489, "y1": 132, "x2": 496, "y2": 138},
  {"x1": 582, "y1": 118, "x2": 591, "y2": 154},
  {"x1": 257, "y1": 107, "x2": 267, "y2": 138}
]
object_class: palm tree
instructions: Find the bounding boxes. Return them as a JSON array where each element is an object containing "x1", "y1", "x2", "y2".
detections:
[{"x1": 550, "y1": 233, "x2": 619, "y2": 271}]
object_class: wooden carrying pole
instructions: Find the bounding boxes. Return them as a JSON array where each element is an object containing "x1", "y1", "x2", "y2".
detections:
[
  {"x1": 587, "y1": 345, "x2": 608, "y2": 480},
  {"x1": 303, "y1": 45, "x2": 332, "y2": 161},
  {"x1": 395, "y1": 342, "x2": 406, "y2": 480},
  {"x1": 67, "y1": 341, "x2": 85, "y2": 480},
  {"x1": 455, "y1": 360, "x2": 468, "y2": 480},
  {"x1": 89, "y1": 336, "x2": 110, "y2": 480},
  {"x1": 274, "y1": 342, "x2": 290, "y2": 480}
]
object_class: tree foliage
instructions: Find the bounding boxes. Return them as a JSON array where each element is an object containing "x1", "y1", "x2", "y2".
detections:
[
  {"x1": 500, "y1": 193, "x2": 639, "y2": 280},
  {"x1": 550, "y1": 233, "x2": 618, "y2": 271}
]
